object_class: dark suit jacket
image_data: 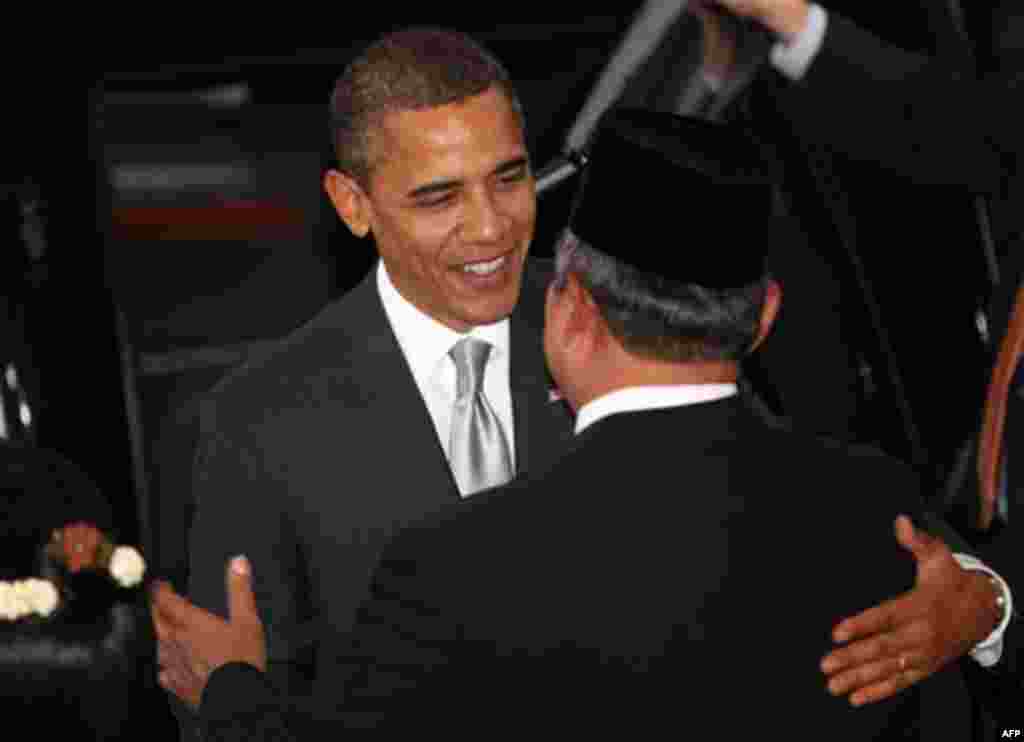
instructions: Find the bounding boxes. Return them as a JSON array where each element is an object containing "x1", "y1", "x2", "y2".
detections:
[
  {"x1": 741, "y1": 8, "x2": 1023, "y2": 477},
  {"x1": 778, "y1": 10, "x2": 1024, "y2": 314},
  {"x1": 200, "y1": 395, "x2": 972, "y2": 739},
  {"x1": 187, "y1": 260, "x2": 573, "y2": 696},
  {"x1": 771, "y1": 10, "x2": 1024, "y2": 719}
]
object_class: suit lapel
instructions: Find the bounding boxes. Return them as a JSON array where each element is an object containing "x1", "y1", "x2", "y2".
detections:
[
  {"x1": 333, "y1": 261, "x2": 572, "y2": 502},
  {"x1": 509, "y1": 265, "x2": 574, "y2": 478},
  {"x1": 336, "y1": 271, "x2": 461, "y2": 502}
]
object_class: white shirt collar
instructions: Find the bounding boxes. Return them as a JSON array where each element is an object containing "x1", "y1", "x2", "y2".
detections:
[
  {"x1": 574, "y1": 384, "x2": 738, "y2": 434},
  {"x1": 376, "y1": 260, "x2": 509, "y2": 387}
]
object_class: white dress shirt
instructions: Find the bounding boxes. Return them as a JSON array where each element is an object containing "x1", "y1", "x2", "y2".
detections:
[
  {"x1": 766, "y1": 7, "x2": 1013, "y2": 663},
  {"x1": 575, "y1": 383, "x2": 738, "y2": 434},
  {"x1": 769, "y1": 2, "x2": 829, "y2": 81},
  {"x1": 376, "y1": 261, "x2": 515, "y2": 496}
]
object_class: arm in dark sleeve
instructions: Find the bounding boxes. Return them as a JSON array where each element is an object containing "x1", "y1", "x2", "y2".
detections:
[
  {"x1": 186, "y1": 399, "x2": 316, "y2": 718},
  {"x1": 773, "y1": 11, "x2": 1020, "y2": 193},
  {"x1": 313, "y1": 539, "x2": 461, "y2": 732},
  {"x1": 198, "y1": 535, "x2": 458, "y2": 739},
  {"x1": 200, "y1": 663, "x2": 305, "y2": 742}
]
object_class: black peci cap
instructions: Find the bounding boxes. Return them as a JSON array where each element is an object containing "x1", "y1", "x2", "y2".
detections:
[{"x1": 570, "y1": 108, "x2": 774, "y2": 289}]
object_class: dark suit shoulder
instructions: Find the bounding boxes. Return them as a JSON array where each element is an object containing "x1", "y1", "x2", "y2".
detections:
[
  {"x1": 206, "y1": 259, "x2": 553, "y2": 430},
  {"x1": 203, "y1": 273, "x2": 387, "y2": 428},
  {"x1": 748, "y1": 415, "x2": 926, "y2": 518}
]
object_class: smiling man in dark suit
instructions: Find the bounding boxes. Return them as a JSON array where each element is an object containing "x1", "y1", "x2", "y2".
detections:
[{"x1": 185, "y1": 28, "x2": 572, "y2": 706}]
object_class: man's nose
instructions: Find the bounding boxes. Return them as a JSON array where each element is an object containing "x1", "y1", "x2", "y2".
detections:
[{"x1": 460, "y1": 188, "x2": 509, "y2": 242}]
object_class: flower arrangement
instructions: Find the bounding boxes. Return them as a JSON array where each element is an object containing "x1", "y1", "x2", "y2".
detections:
[
  {"x1": 46, "y1": 522, "x2": 146, "y2": 587},
  {"x1": 0, "y1": 522, "x2": 146, "y2": 622}
]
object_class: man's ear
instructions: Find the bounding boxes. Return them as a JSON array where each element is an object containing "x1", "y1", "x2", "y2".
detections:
[
  {"x1": 562, "y1": 272, "x2": 607, "y2": 353},
  {"x1": 323, "y1": 169, "x2": 371, "y2": 238},
  {"x1": 751, "y1": 279, "x2": 782, "y2": 351}
]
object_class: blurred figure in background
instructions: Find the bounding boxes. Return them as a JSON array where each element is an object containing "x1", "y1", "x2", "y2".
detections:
[{"x1": 706, "y1": 0, "x2": 1024, "y2": 724}]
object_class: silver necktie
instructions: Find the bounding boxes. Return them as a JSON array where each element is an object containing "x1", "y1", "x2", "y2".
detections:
[{"x1": 448, "y1": 337, "x2": 513, "y2": 496}]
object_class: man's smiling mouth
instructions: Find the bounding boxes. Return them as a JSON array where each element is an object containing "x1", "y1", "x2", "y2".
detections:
[{"x1": 462, "y1": 254, "x2": 508, "y2": 276}]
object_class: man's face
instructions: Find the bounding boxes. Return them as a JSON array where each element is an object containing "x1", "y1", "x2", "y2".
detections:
[{"x1": 333, "y1": 87, "x2": 535, "y2": 332}]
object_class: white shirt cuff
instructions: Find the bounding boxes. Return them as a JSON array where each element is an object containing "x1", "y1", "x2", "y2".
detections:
[
  {"x1": 954, "y1": 553, "x2": 1014, "y2": 667},
  {"x1": 770, "y1": 3, "x2": 828, "y2": 81}
]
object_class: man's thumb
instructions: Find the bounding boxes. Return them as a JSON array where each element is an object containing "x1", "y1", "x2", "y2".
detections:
[
  {"x1": 226, "y1": 555, "x2": 258, "y2": 623},
  {"x1": 894, "y1": 514, "x2": 935, "y2": 561}
]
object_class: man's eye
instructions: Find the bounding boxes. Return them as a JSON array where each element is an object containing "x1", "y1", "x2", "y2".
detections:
[
  {"x1": 417, "y1": 193, "x2": 455, "y2": 208},
  {"x1": 498, "y1": 167, "x2": 528, "y2": 184}
]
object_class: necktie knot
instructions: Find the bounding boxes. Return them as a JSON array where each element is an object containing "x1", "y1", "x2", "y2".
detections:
[{"x1": 449, "y1": 337, "x2": 492, "y2": 400}]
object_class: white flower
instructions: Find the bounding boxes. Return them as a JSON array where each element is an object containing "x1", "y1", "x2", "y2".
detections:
[
  {"x1": 11, "y1": 582, "x2": 35, "y2": 617},
  {"x1": 0, "y1": 579, "x2": 58, "y2": 620},
  {"x1": 22, "y1": 579, "x2": 59, "y2": 617},
  {"x1": 109, "y1": 546, "x2": 146, "y2": 587},
  {"x1": 0, "y1": 583, "x2": 20, "y2": 620}
]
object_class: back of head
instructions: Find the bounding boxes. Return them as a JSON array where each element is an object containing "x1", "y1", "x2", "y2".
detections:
[
  {"x1": 329, "y1": 27, "x2": 520, "y2": 185},
  {"x1": 556, "y1": 109, "x2": 778, "y2": 363},
  {"x1": 0, "y1": 443, "x2": 154, "y2": 738}
]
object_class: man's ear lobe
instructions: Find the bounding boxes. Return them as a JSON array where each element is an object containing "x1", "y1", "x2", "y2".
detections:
[
  {"x1": 566, "y1": 271, "x2": 597, "y2": 309},
  {"x1": 564, "y1": 272, "x2": 606, "y2": 344},
  {"x1": 751, "y1": 279, "x2": 782, "y2": 351},
  {"x1": 324, "y1": 169, "x2": 371, "y2": 238}
]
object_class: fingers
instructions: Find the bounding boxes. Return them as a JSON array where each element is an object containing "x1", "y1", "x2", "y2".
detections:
[
  {"x1": 226, "y1": 555, "x2": 259, "y2": 625},
  {"x1": 893, "y1": 514, "x2": 914, "y2": 544},
  {"x1": 826, "y1": 651, "x2": 924, "y2": 696},
  {"x1": 151, "y1": 582, "x2": 186, "y2": 643},
  {"x1": 847, "y1": 667, "x2": 930, "y2": 707},
  {"x1": 150, "y1": 580, "x2": 198, "y2": 627},
  {"x1": 824, "y1": 629, "x2": 903, "y2": 674},
  {"x1": 157, "y1": 638, "x2": 198, "y2": 709},
  {"x1": 822, "y1": 613, "x2": 940, "y2": 706},
  {"x1": 892, "y1": 514, "x2": 939, "y2": 562},
  {"x1": 158, "y1": 663, "x2": 202, "y2": 710},
  {"x1": 825, "y1": 611, "x2": 935, "y2": 671},
  {"x1": 157, "y1": 636, "x2": 211, "y2": 705},
  {"x1": 832, "y1": 592, "x2": 909, "y2": 643},
  {"x1": 151, "y1": 581, "x2": 225, "y2": 653}
]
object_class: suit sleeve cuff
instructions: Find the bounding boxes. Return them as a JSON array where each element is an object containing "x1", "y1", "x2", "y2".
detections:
[
  {"x1": 954, "y1": 553, "x2": 1014, "y2": 667},
  {"x1": 201, "y1": 662, "x2": 276, "y2": 722},
  {"x1": 770, "y1": 3, "x2": 828, "y2": 81}
]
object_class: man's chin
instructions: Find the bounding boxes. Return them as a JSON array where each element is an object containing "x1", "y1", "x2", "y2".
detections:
[
  {"x1": 455, "y1": 278, "x2": 524, "y2": 326},
  {"x1": 462, "y1": 306, "x2": 516, "y2": 328},
  {"x1": 458, "y1": 293, "x2": 521, "y2": 328}
]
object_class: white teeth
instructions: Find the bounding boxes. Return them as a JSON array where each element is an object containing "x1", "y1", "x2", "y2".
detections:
[{"x1": 463, "y1": 255, "x2": 506, "y2": 275}]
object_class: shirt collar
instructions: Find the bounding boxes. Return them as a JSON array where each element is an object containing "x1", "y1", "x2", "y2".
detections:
[
  {"x1": 574, "y1": 384, "x2": 738, "y2": 434},
  {"x1": 376, "y1": 261, "x2": 510, "y2": 383}
]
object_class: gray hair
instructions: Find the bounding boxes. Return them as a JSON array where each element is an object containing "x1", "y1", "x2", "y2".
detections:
[{"x1": 553, "y1": 229, "x2": 768, "y2": 362}]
